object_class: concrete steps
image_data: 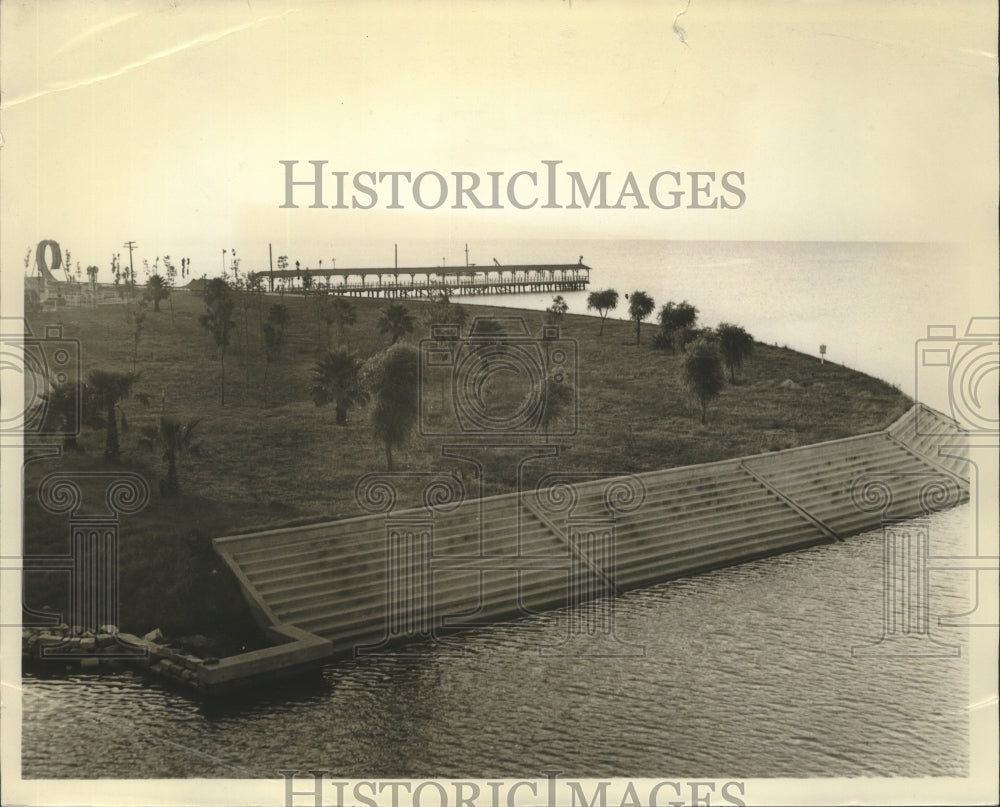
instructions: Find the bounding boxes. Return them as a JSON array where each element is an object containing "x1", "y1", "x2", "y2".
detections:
[
  {"x1": 217, "y1": 495, "x2": 581, "y2": 651},
  {"x1": 212, "y1": 405, "x2": 971, "y2": 659},
  {"x1": 743, "y1": 431, "x2": 967, "y2": 534},
  {"x1": 528, "y1": 462, "x2": 830, "y2": 589},
  {"x1": 887, "y1": 404, "x2": 970, "y2": 480}
]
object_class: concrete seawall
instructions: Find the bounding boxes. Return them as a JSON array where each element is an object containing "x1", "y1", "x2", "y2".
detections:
[{"x1": 210, "y1": 404, "x2": 968, "y2": 690}]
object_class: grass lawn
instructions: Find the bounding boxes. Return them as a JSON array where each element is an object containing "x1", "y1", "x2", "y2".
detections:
[{"x1": 21, "y1": 287, "x2": 911, "y2": 653}]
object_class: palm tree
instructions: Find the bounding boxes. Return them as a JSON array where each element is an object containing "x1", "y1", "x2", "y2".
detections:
[
  {"x1": 246, "y1": 271, "x2": 265, "y2": 339},
  {"x1": 87, "y1": 370, "x2": 143, "y2": 463},
  {"x1": 366, "y1": 344, "x2": 419, "y2": 470},
  {"x1": 312, "y1": 286, "x2": 333, "y2": 347},
  {"x1": 544, "y1": 295, "x2": 569, "y2": 325},
  {"x1": 423, "y1": 295, "x2": 468, "y2": 407},
  {"x1": 312, "y1": 350, "x2": 368, "y2": 425},
  {"x1": 717, "y1": 323, "x2": 754, "y2": 382},
  {"x1": 262, "y1": 303, "x2": 289, "y2": 407},
  {"x1": 628, "y1": 291, "x2": 655, "y2": 345},
  {"x1": 144, "y1": 274, "x2": 171, "y2": 312},
  {"x1": 86, "y1": 265, "x2": 99, "y2": 303},
  {"x1": 423, "y1": 293, "x2": 468, "y2": 335},
  {"x1": 40, "y1": 378, "x2": 86, "y2": 450},
  {"x1": 126, "y1": 297, "x2": 148, "y2": 372},
  {"x1": 378, "y1": 303, "x2": 415, "y2": 345},
  {"x1": 140, "y1": 416, "x2": 201, "y2": 496},
  {"x1": 199, "y1": 278, "x2": 235, "y2": 405},
  {"x1": 586, "y1": 288, "x2": 619, "y2": 336},
  {"x1": 330, "y1": 297, "x2": 357, "y2": 349},
  {"x1": 658, "y1": 300, "x2": 699, "y2": 353},
  {"x1": 538, "y1": 372, "x2": 575, "y2": 442}
]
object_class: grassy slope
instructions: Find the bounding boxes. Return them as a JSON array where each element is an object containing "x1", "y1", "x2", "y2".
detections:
[{"x1": 22, "y1": 289, "x2": 911, "y2": 652}]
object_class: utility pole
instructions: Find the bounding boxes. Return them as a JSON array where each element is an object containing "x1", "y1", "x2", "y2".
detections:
[
  {"x1": 465, "y1": 243, "x2": 469, "y2": 267},
  {"x1": 122, "y1": 241, "x2": 137, "y2": 283}
]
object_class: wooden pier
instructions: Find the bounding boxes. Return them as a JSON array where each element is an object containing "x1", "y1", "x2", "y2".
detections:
[{"x1": 263, "y1": 262, "x2": 591, "y2": 298}]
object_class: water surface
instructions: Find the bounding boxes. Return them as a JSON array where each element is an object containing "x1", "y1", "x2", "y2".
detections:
[{"x1": 23, "y1": 507, "x2": 971, "y2": 779}]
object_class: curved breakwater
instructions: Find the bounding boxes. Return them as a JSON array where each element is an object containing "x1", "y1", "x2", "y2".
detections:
[{"x1": 205, "y1": 404, "x2": 969, "y2": 693}]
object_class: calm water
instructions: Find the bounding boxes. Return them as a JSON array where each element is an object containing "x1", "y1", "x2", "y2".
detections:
[
  {"x1": 23, "y1": 507, "x2": 971, "y2": 779},
  {"x1": 382, "y1": 238, "x2": 991, "y2": 403}
]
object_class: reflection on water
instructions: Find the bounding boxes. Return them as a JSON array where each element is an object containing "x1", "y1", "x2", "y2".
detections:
[{"x1": 23, "y1": 508, "x2": 971, "y2": 779}]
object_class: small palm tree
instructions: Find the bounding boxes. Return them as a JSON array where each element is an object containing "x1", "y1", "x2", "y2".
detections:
[
  {"x1": 87, "y1": 370, "x2": 145, "y2": 463},
  {"x1": 144, "y1": 274, "x2": 171, "y2": 312},
  {"x1": 262, "y1": 303, "x2": 290, "y2": 407},
  {"x1": 378, "y1": 303, "x2": 415, "y2": 345},
  {"x1": 681, "y1": 337, "x2": 726, "y2": 425},
  {"x1": 537, "y1": 372, "x2": 575, "y2": 443},
  {"x1": 544, "y1": 295, "x2": 569, "y2": 325},
  {"x1": 367, "y1": 344, "x2": 419, "y2": 471},
  {"x1": 86, "y1": 265, "x2": 99, "y2": 302},
  {"x1": 199, "y1": 278, "x2": 235, "y2": 405},
  {"x1": 717, "y1": 322, "x2": 754, "y2": 382},
  {"x1": 586, "y1": 288, "x2": 619, "y2": 336},
  {"x1": 140, "y1": 416, "x2": 201, "y2": 496},
  {"x1": 312, "y1": 350, "x2": 368, "y2": 425},
  {"x1": 423, "y1": 296, "x2": 468, "y2": 407},
  {"x1": 628, "y1": 291, "x2": 656, "y2": 345},
  {"x1": 658, "y1": 300, "x2": 699, "y2": 353},
  {"x1": 312, "y1": 287, "x2": 334, "y2": 348},
  {"x1": 330, "y1": 297, "x2": 357, "y2": 349},
  {"x1": 40, "y1": 378, "x2": 87, "y2": 451},
  {"x1": 423, "y1": 293, "x2": 468, "y2": 335}
]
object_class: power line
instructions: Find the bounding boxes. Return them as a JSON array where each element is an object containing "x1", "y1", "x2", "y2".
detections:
[{"x1": 122, "y1": 241, "x2": 137, "y2": 283}]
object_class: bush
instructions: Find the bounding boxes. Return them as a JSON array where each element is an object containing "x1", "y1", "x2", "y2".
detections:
[
  {"x1": 717, "y1": 322, "x2": 755, "y2": 382},
  {"x1": 681, "y1": 337, "x2": 726, "y2": 425},
  {"x1": 652, "y1": 330, "x2": 673, "y2": 351}
]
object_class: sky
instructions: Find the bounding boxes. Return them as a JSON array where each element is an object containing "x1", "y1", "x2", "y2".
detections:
[{"x1": 1, "y1": 0, "x2": 997, "y2": 282}]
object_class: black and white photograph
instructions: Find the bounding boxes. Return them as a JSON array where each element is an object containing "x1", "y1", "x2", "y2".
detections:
[{"x1": 1, "y1": 2, "x2": 997, "y2": 805}]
